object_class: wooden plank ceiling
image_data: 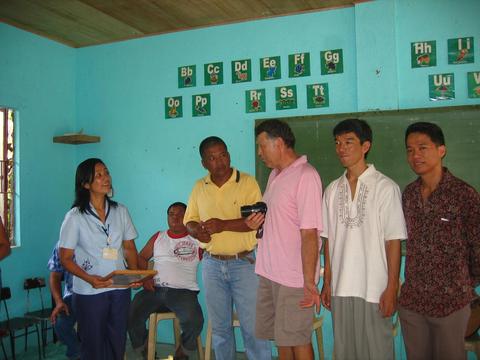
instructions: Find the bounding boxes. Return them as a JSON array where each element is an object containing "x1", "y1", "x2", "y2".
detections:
[{"x1": 0, "y1": 0, "x2": 364, "y2": 48}]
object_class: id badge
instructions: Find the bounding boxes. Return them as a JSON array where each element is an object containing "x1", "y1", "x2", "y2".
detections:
[{"x1": 102, "y1": 247, "x2": 118, "y2": 260}]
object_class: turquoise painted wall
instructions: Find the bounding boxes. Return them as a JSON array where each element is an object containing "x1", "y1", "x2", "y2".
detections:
[
  {"x1": 74, "y1": 1, "x2": 479, "y2": 358},
  {"x1": 396, "y1": 0, "x2": 480, "y2": 109},
  {"x1": 0, "y1": 0, "x2": 479, "y2": 357},
  {"x1": 356, "y1": 0, "x2": 399, "y2": 110},
  {"x1": 0, "y1": 22, "x2": 76, "y2": 323}
]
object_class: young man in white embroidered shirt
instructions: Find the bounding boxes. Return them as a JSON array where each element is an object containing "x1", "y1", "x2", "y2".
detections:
[{"x1": 320, "y1": 119, "x2": 407, "y2": 360}]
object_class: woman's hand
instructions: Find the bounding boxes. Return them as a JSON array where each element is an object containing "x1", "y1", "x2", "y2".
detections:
[
  {"x1": 128, "y1": 282, "x2": 144, "y2": 289},
  {"x1": 88, "y1": 275, "x2": 113, "y2": 289}
]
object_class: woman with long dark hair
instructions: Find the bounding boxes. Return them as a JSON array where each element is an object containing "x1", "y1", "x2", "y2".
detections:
[{"x1": 59, "y1": 158, "x2": 139, "y2": 360}]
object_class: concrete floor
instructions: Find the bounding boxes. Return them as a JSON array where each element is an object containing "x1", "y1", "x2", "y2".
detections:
[{"x1": 8, "y1": 341, "x2": 252, "y2": 360}]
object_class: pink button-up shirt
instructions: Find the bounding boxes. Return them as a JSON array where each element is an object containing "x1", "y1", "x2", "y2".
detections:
[{"x1": 256, "y1": 155, "x2": 323, "y2": 288}]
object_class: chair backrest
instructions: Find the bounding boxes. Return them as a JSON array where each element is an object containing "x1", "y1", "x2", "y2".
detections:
[
  {"x1": 24, "y1": 277, "x2": 46, "y2": 312},
  {"x1": 23, "y1": 277, "x2": 46, "y2": 290},
  {"x1": 0, "y1": 287, "x2": 11, "y2": 301},
  {"x1": 0, "y1": 287, "x2": 11, "y2": 322}
]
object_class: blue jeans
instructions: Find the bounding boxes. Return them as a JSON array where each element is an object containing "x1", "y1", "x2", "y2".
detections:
[
  {"x1": 54, "y1": 295, "x2": 80, "y2": 359},
  {"x1": 128, "y1": 287, "x2": 204, "y2": 351},
  {"x1": 202, "y1": 253, "x2": 271, "y2": 360}
]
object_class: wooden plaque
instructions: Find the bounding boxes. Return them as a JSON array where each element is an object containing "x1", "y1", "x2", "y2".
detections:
[{"x1": 101, "y1": 270, "x2": 157, "y2": 288}]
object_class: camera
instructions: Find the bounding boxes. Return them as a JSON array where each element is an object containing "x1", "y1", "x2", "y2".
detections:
[{"x1": 240, "y1": 202, "x2": 267, "y2": 218}]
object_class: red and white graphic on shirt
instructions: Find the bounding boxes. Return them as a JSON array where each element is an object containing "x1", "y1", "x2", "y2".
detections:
[{"x1": 172, "y1": 240, "x2": 197, "y2": 262}]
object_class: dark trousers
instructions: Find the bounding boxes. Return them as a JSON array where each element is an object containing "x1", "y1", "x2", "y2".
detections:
[
  {"x1": 399, "y1": 304, "x2": 471, "y2": 360},
  {"x1": 54, "y1": 295, "x2": 80, "y2": 359},
  {"x1": 73, "y1": 289, "x2": 131, "y2": 360},
  {"x1": 128, "y1": 287, "x2": 204, "y2": 351}
]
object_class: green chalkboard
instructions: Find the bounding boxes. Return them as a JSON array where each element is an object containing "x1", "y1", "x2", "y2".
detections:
[{"x1": 255, "y1": 105, "x2": 480, "y2": 193}]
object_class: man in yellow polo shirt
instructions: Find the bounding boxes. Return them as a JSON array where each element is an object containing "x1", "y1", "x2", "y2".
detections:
[{"x1": 184, "y1": 136, "x2": 271, "y2": 360}]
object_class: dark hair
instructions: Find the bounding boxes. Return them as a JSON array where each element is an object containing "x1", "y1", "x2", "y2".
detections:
[
  {"x1": 255, "y1": 119, "x2": 295, "y2": 149},
  {"x1": 333, "y1": 118, "x2": 372, "y2": 158},
  {"x1": 333, "y1": 118, "x2": 372, "y2": 144},
  {"x1": 199, "y1": 136, "x2": 228, "y2": 158},
  {"x1": 167, "y1": 202, "x2": 187, "y2": 214},
  {"x1": 72, "y1": 158, "x2": 117, "y2": 213},
  {"x1": 405, "y1": 122, "x2": 445, "y2": 146}
]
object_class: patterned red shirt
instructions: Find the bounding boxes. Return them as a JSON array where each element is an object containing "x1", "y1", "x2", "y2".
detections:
[{"x1": 399, "y1": 168, "x2": 480, "y2": 317}]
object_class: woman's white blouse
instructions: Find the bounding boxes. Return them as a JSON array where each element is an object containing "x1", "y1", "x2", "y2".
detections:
[{"x1": 59, "y1": 201, "x2": 138, "y2": 295}]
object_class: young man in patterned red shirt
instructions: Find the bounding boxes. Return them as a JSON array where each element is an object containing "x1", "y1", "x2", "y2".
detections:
[{"x1": 399, "y1": 122, "x2": 480, "y2": 360}]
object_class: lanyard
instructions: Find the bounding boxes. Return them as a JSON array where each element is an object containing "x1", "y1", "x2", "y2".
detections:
[
  {"x1": 101, "y1": 224, "x2": 111, "y2": 246},
  {"x1": 86, "y1": 202, "x2": 112, "y2": 246}
]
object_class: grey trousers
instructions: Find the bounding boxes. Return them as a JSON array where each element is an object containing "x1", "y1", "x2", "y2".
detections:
[
  {"x1": 331, "y1": 296, "x2": 394, "y2": 360},
  {"x1": 398, "y1": 304, "x2": 470, "y2": 360}
]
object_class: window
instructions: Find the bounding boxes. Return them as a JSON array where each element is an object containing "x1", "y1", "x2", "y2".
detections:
[{"x1": 0, "y1": 108, "x2": 15, "y2": 246}]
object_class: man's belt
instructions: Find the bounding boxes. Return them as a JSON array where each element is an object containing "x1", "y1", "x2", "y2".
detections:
[{"x1": 207, "y1": 250, "x2": 254, "y2": 262}]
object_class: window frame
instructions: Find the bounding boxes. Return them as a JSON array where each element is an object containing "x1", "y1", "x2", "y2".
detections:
[{"x1": 0, "y1": 108, "x2": 15, "y2": 246}]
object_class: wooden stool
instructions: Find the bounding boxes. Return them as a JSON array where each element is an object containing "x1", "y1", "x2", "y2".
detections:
[
  {"x1": 147, "y1": 312, "x2": 204, "y2": 360},
  {"x1": 204, "y1": 313, "x2": 325, "y2": 360}
]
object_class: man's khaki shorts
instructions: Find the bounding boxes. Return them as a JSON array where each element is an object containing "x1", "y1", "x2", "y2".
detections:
[{"x1": 255, "y1": 275, "x2": 313, "y2": 346}]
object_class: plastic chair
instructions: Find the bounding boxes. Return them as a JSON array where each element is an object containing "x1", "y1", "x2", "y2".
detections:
[
  {"x1": 312, "y1": 315, "x2": 325, "y2": 360},
  {"x1": 0, "y1": 287, "x2": 42, "y2": 360},
  {"x1": 465, "y1": 331, "x2": 480, "y2": 359},
  {"x1": 204, "y1": 311, "x2": 241, "y2": 360},
  {"x1": 23, "y1": 277, "x2": 53, "y2": 357},
  {"x1": 204, "y1": 312, "x2": 325, "y2": 360},
  {"x1": 147, "y1": 312, "x2": 204, "y2": 360}
]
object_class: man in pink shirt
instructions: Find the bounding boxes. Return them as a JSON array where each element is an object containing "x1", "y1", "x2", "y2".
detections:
[{"x1": 249, "y1": 119, "x2": 323, "y2": 360}]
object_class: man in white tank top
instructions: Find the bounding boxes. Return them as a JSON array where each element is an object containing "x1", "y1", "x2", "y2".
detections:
[{"x1": 128, "y1": 202, "x2": 203, "y2": 360}]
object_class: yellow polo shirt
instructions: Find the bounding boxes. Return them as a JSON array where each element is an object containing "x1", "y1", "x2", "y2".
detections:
[{"x1": 184, "y1": 168, "x2": 261, "y2": 255}]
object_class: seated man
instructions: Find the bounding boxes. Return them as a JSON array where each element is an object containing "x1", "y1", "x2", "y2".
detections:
[
  {"x1": 128, "y1": 202, "x2": 204, "y2": 360},
  {"x1": 48, "y1": 242, "x2": 80, "y2": 360}
]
